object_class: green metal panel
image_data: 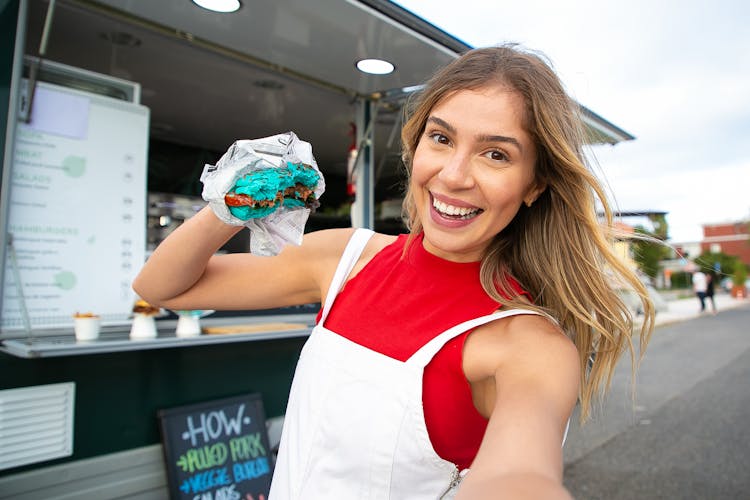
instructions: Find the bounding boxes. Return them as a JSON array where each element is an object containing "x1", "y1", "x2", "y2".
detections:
[
  {"x1": 0, "y1": 337, "x2": 305, "y2": 476},
  {"x1": 0, "y1": 0, "x2": 19, "y2": 180}
]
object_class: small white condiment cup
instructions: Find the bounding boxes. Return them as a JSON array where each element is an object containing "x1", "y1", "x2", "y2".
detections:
[
  {"x1": 130, "y1": 313, "x2": 158, "y2": 339},
  {"x1": 175, "y1": 314, "x2": 202, "y2": 337},
  {"x1": 74, "y1": 316, "x2": 101, "y2": 341}
]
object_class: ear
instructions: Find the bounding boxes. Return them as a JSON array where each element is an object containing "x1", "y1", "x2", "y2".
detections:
[{"x1": 524, "y1": 181, "x2": 547, "y2": 208}]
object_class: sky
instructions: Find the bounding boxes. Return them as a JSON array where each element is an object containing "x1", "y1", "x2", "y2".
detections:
[{"x1": 394, "y1": 0, "x2": 750, "y2": 242}]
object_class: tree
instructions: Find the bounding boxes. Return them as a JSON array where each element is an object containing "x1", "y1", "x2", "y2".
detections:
[
  {"x1": 647, "y1": 213, "x2": 669, "y2": 240},
  {"x1": 733, "y1": 261, "x2": 748, "y2": 286},
  {"x1": 694, "y1": 250, "x2": 740, "y2": 277},
  {"x1": 631, "y1": 225, "x2": 670, "y2": 281}
]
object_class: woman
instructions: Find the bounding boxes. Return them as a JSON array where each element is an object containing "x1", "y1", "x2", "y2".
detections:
[{"x1": 134, "y1": 45, "x2": 654, "y2": 499}]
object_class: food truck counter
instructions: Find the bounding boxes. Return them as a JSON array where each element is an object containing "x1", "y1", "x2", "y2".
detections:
[{"x1": 0, "y1": 313, "x2": 317, "y2": 358}]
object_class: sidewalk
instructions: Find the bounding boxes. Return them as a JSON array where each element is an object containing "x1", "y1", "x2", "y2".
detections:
[{"x1": 653, "y1": 292, "x2": 749, "y2": 327}]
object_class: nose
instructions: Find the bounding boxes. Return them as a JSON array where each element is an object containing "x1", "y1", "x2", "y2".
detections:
[{"x1": 437, "y1": 150, "x2": 475, "y2": 189}]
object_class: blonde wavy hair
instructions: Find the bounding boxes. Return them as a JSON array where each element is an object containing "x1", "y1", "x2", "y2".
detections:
[{"x1": 400, "y1": 45, "x2": 654, "y2": 421}]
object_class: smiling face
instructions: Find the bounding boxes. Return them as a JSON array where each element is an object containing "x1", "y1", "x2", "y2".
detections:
[{"x1": 410, "y1": 85, "x2": 544, "y2": 262}]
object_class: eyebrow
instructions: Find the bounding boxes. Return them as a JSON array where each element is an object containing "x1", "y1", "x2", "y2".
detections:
[{"x1": 426, "y1": 116, "x2": 524, "y2": 153}]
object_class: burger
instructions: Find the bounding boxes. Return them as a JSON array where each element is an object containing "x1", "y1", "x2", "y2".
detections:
[{"x1": 223, "y1": 162, "x2": 321, "y2": 220}]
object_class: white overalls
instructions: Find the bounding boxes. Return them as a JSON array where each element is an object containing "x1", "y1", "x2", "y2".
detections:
[{"x1": 269, "y1": 229, "x2": 545, "y2": 499}]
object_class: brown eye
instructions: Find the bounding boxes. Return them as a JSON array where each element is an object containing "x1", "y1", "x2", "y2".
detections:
[
  {"x1": 487, "y1": 150, "x2": 509, "y2": 162},
  {"x1": 429, "y1": 132, "x2": 450, "y2": 145}
]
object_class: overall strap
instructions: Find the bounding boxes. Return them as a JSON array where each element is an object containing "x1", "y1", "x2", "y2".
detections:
[
  {"x1": 318, "y1": 228, "x2": 375, "y2": 324},
  {"x1": 406, "y1": 309, "x2": 542, "y2": 368}
]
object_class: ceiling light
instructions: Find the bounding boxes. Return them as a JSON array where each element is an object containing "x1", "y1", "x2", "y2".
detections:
[
  {"x1": 356, "y1": 58, "x2": 395, "y2": 75},
  {"x1": 191, "y1": 0, "x2": 241, "y2": 13}
]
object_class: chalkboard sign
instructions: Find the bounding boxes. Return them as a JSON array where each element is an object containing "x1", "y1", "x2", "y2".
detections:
[{"x1": 158, "y1": 394, "x2": 274, "y2": 500}]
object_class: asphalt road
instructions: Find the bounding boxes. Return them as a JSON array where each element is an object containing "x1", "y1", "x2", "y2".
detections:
[{"x1": 563, "y1": 304, "x2": 750, "y2": 500}]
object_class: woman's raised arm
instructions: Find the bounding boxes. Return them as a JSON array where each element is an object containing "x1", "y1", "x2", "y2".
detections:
[{"x1": 132, "y1": 206, "x2": 352, "y2": 312}]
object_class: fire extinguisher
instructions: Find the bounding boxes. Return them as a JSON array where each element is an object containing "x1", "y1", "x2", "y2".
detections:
[{"x1": 346, "y1": 123, "x2": 357, "y2": 198}]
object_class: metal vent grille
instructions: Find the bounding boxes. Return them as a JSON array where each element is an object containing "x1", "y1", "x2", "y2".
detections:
[{"x1": 0, "y1": 382, "x2": 75, "y2": 470}]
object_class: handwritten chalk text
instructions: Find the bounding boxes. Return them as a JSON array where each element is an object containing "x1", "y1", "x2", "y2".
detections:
[{"x1": 183, "y1": 405, "x2": 247, "y2": 446}]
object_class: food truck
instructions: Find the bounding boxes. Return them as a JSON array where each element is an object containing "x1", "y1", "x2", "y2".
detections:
[{"x1": 0, "y1": 0, "x2": 634, "y2": 497}]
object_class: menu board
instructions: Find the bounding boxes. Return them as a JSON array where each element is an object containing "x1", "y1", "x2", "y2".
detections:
[
  {"x1": 158, "y1": 394, "x2": 274, "y2": 500},
  {"x1": 1, "y1": 80, "x2": 149, "y2": 330}
]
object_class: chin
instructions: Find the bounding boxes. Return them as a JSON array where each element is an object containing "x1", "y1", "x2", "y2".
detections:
[{"x1": 421, "y1": 226, "x2": 487, "y2": 262}]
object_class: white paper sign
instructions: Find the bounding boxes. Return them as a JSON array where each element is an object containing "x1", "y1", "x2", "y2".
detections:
[
  {"x1": 2, "y1": 81, "x2": 149, "y2": 330},
  {"x1": 27, "y1": 85, "x2": 90, "y2": 139}
]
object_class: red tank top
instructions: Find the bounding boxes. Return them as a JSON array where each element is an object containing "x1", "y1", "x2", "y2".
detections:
[{"x1": 321, "y1": 232, "x2": 528, "y2": 469}]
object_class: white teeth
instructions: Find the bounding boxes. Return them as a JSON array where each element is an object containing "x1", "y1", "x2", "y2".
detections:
[{"x1": 433, "y1": 199, "x2": 479, "y2": 218}]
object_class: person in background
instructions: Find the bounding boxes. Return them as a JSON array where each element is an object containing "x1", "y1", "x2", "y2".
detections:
[
  {"x1": 692, "y1": 268, "x2": 708, "y2": 313},
  {"x1": 705, "y1": 270, "x2": 718, "y2": 315},
  {"x1": 133, "y1": 45, "x2": 654, "y2": 499}
]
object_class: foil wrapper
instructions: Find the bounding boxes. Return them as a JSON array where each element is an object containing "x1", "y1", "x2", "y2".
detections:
[{"x1": 200, "y1": 131, "x2": 325, "y2": 255}]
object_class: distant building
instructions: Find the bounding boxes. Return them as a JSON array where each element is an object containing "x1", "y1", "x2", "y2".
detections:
[
  {"x1": 611, "y1": 221, "x2": 637, "y2": 270},
  {"x1": 671, "y1": 241, "x2": 702, "y2": 261},
  {"x1": 701, "y1": 220, "x2": 750, "y2": 266}
]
